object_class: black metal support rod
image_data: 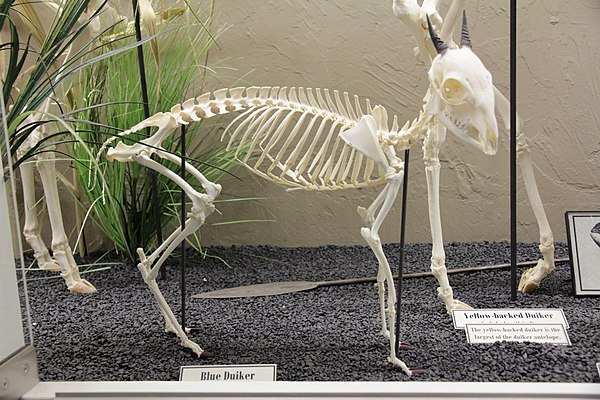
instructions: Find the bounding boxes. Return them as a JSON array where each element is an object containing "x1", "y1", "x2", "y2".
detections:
[
  {"x1": 510, "y1": 0, "x2": 518, "y2": 301},
  {"x1": 180, "y1": 125, "x2": 187, "y2": 329},
  {"x1": 395, "y1": 149, "x2": 410, "y2": 356},
  {"x1": 131, "y1": 0, "x2": 165, "y2": 279}
]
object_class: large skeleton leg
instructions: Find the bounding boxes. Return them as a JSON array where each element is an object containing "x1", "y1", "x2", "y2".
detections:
[
  {"x1": 393, "y1": 0, "x2": 476, "y2": 310},
  {"x1": 17, "y1": 113, "x2": 96, "y2": 293},
  {"x1": 35, "y1": 150, "x2": 96, "y2": 293},
  {"x1": 423, "y1": 122, "x2": 471, "y2": 312},
  {"x1": 358, "y1": 169, "x2": 411, "y2": 375},
  {"x1": 127, "y1": 150, "x2": 220, "y2": 357},
  {"x1": 19, "y1": 159, "x2": 59, "y2": 272},
  {"x1": 493, "y1": 89, "x2": 555, "y2": 293}
]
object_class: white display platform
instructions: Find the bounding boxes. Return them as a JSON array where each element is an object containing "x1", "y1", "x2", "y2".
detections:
[{"x1": 21, "y1": 381, "x2": 600, "y2": 400}]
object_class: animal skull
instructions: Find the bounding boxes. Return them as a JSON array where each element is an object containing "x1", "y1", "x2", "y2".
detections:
[{"x1": 425, "y1": 12, "x2": 498, "y2": 155}]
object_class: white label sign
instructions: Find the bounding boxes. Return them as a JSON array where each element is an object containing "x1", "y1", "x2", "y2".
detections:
[
  {"x1": 465, "y1": 324, "x2": 571, "y2": 345},
  {"x1": 597, "y1": 363, "x2": 600, "y2": 379},
  {"x1": 453, "y1": 309, "x2": 569, "y2": 329},
  {"x1": 180, "y1": 364, "x2": 277, "y2": 382}
]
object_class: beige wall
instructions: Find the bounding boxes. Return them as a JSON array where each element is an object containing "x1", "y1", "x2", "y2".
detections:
[
  {"x1": 10, "y1": 0, "x2": 600, "y2": 252},
  {"x1": 197, "y1": 0, "x2": 600, "y2": 246}
]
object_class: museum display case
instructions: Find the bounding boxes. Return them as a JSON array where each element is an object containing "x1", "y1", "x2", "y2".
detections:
[{"x1": 1, "y1": 0, "x2": 599, "y2": 398}]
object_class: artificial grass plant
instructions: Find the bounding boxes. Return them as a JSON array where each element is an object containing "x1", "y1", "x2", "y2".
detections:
[{"x1": 68, "y1": 1, "x2": 242, "y2": 261}]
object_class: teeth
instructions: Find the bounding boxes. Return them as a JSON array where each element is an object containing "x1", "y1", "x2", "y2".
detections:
[{"x1": 444, "y1": 110, "x2": 467, "y2": 132}]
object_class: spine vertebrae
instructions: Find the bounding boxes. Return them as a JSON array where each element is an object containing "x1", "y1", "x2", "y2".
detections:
[{"x1": 104, "y1": 86, "x2": 408, "y2": 191}]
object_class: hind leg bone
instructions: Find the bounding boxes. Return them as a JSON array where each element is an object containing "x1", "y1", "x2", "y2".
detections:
[
  {"x1": 131, "y1": 152, "x2": 220, "y2": 357},
  {"x1": 359, "y1": 169, "x2": 411, "y2": 375}
]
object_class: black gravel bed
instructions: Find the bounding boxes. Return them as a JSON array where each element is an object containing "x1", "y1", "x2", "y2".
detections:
[{"x1": 21, "y1": 241, "x2": 600, "y2": 382}]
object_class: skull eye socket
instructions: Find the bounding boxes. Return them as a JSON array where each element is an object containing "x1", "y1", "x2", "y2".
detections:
[{"x1": 441, "y1": 78, "x2": 467, "y2": 105}]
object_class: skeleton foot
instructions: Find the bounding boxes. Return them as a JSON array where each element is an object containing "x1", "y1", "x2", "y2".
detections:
[
  {"x1": 447, "y1": 299, "x2": 473, "y2": 312},
  {"x1": 68, "y1": 279, "x2": 97, "y2": 294},
  {"x1": 180, "y1": 337, "x2": 210, "y2": 358},
  {"x1": 437, "y1": 288, "x2": 472, "y2": 313},
  {"x1": 35, "y1": 250, "x2": 61, "y2": 272},
  {"x1": 53, "y1": 243, "x2": 97, "y2": 293},
  {"x1": 388, "y1": 355, "x2": 412, "y2": 376},
  {"x1": 518, "y1": 259, "x2": 553, "y2": 294}
]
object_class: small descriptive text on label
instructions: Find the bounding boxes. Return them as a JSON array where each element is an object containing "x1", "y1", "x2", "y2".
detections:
[
  {"x1": 465, "y1": 324, "x2": 570, "y2": 345},
  {"x1": 179, "y1": 364, "x2": 277, "y2": 382},
  {"x1": 452, "y1": 308, "x2": 569, "y2": 329}
]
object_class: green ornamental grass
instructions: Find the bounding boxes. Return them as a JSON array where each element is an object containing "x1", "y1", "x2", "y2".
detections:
[{"x1": 69, "y1": 2, "x2": 243, "y2": 261}]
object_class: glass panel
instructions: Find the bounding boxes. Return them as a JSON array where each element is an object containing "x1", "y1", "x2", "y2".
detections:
[
  {"x1": 0, "y1": 80, "x2": 31, "y2": 362},
  {"x1": 0, "y1": 171, "x2": 25, "y2": 362}
]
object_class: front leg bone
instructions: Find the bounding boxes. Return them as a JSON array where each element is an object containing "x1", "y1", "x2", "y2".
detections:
[
  {"x1": 516, "y1": 134, "x2": 555, "y2": 293},
  {"x1": 36, "y1": 151, "x2": 96, "y2": 293},
  {"x1": 493, "y1": 88, "x2": 555, "y2": 293},
  {"x1": 17, "y1": 116, "x2": 93, "y2": 291},
  {"x1": 19, "y1": 160, "x2": 60, "y2": 272},
  {"x1": 423, "y1": 124, "x2": 471, "y2": 312}
]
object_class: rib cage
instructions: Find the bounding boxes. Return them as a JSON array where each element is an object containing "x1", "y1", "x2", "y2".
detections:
[
  {"x1": 104, "y1": 86, "x2": 411, "y2": 191},
  {"x1": 224, "y1": 86, "x2": 390, "y2": 191}
]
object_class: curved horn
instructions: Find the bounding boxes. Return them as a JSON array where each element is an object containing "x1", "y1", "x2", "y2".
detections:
[
  {"x1": 426, "y1": 15, "x2": 448, "y2": 55},
  {"x1": 460, "y1": 10, "x2": 472, "y2": 48}
]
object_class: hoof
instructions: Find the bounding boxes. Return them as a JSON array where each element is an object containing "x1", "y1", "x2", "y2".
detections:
[
  {"x1": 39, "y1": 260, "x2": 61, "y2": 272},
  {"x1": 519, "y1": 279, "x2": 539, "y2": 294},
  {"x1": 200, "y1": 350, "x2": 212, "y2": 359},
  {"x1": 388, "y1": 356, "x2": 411, "y2": 376},
  {"x1": 68, "y1": 279, "x2": 97, "y2": 294},
  {"x1": 518, "y1": 270, "x2": 539, "y2": 294},
  {"x1": 398, "y1": 342, "x2": 415, "y2": 351},
  {"x1": 409, "y1": 368, "x2": 426, "y2": 375},
  {"x1": 447, "y1": 300, "x2": 473, "y2": 314}
]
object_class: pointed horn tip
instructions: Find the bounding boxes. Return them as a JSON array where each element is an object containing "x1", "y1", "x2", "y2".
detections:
[
  {"x1": 460, "y1": 9, "x2": 472, "y2": 48},
  {"x1": 426, "y1": 14, "x2": 448, "y2": 55},
  {"x1": 425, "y1": 14, "x2": 433, "y2": 31}
]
